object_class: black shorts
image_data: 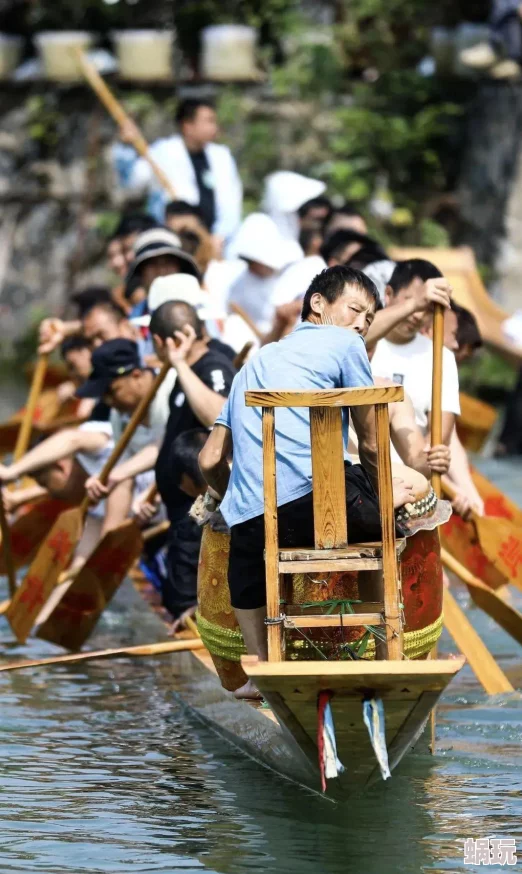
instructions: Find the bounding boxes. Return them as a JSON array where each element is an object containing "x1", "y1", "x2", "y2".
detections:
[{"x1": 228, "y1": 463, "x2": 390, "y2": 610}]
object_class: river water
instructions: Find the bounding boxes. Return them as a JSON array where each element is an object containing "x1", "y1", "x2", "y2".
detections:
[{"x1": 1, "y1": 436, "x2": 522, "y2": 872}]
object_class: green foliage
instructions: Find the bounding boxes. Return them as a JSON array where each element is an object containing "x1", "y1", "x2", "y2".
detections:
[
  {"x1": 459, "y1": 350, "x2": 518, "y2": 396},
  {"x1": 25, "y1": 95, "x2": 61, "y2": 151}
]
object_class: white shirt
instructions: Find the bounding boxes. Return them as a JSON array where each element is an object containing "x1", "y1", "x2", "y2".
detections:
[
  {"x1": 370, "y1": 334, "x2": 460, "y2": 432},
  {"x1": 113, "y1": 135, "x2": 242, "y2": 241},
  {"x1": 226, "y1": 264, "x2": 281, "y2": 334}
]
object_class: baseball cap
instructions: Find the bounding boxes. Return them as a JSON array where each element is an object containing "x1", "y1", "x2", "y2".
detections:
[
  {"x1": 126, "y1": 228, "x2": 202, "y2": 284},
  {"x1": 131, "y1": 274, "x2": 224, "y2": 327},
  {"x1": 76, "y1": 339, "x2": 142, "y2": 399}
]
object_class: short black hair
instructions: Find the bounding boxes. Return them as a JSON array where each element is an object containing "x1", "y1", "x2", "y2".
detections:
[
  {"x1": 60, "y1": 335, "x2": 92, "y2": 360},
  {"x1": 301, "y1": 265, "x2": 379, "y2": 321},
  {"x1": 388, "y1": 259, "x2": 442, "y2": 295},
  {"x1": 165, "y1": 200, "x2": 204, "y2": 221},
  {"x1": 175, "y1": 98, "x2": 215, "y2": 126},
  {"x1": 171, "y1": 428, "x2": 209, "y2": 489},
  {"x1": 82, "y1": 300, "x2": 127, "y2": 322},
  {"x1": 149, "y1": 299, "x2": 204, "y2": 341},
  {"x1": 332, "y1": 203, "x2": 363, "y2": 218},
  {"x1": 320, "y1": 229, "x2": 385, "y2": 265},
  {"x1": 297, "y1": 195, "x2": 332, "y2": 220},
  {"x1": 452, "y1": 302, "x2": 482, "y2": 350},
  {"x1": 346, "y1": 246, "x2": 388, "y2": 271},
  {"x1": 111, "y1": 212, "x2": 159, "y2": 241},
  {"x1": 71, "y1": 285, "x2": 113, "y2": 317}
]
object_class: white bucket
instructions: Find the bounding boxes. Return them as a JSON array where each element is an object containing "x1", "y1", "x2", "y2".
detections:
[
  {"x1": 201, "y1": 25, "x2": 257, "y2": 81},
  {"x1": 35, "y1": 31, "x2": 93, "y2": 81},
  {"x1": 113, "y1": 30, "x2": 174, "y2": 81},
  {"x1": 0, "y1": 34, "x2": 22, "y2": 80}
]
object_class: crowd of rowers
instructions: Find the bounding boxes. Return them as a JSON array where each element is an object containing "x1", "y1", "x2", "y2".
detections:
[{"x1": 0, "y1": 104, "x2": 486, "y2": 693}]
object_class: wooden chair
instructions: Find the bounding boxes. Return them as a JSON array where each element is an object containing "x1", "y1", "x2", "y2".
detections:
[{"x1": 244, "y1": 386, "x2": 406, "y2": 663}]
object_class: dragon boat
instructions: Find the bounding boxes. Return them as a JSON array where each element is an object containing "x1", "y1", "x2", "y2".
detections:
[{"x1": 133, "y1": 386, "x2": 464, "y2": 797}]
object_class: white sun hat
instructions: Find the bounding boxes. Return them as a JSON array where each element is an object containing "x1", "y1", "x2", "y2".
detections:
[
  {"x1": 131, "y1": 273, "x2": 224, "y2": 327},
  {"x1": 262, "y1": 171, "x2": 327, "y2": 240},
  {"x1": 230, "y1": 212, "x2": 301, "y2": 271}
]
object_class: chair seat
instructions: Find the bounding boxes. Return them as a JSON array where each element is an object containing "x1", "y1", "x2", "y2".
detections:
[
  {"x1": 279, "y1": 539, "x2": 406, "y2": 561},
  {"x1": 277, "y1": 539, "x2": 406, "y2": 574}
]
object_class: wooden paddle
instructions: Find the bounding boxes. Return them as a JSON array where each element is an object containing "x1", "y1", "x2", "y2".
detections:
[
  {"x1": 0, "y1": 637, "x2": 204, "y2": 673},
  {"x1": 442, "y1": 547, "x2": 522, "y2": 649},
  {"x1": 74, "y1": 49, "x2": 177, "y2": 200},
  {"x1": 6, "y1": 362, "x2": 171, "y2": 644},
  {"x1": 36, "y1": 491, "x2": 168, "y2": 651},
  {"x1": 430, "y1": 303, "x2": 509, "y2": 694},
  {"x1": 442, "y1": 479, "x2": 522, "y2": 590},
  {"x1": 12, "y1": 355, "x2": 49, "y2": 464},
  {"x1": 0, "y1": 489, "x2": 16, "y2": 597},
  {"x1": 442, "y1": 588, "x2": 514, "y2": 694},
  {"x1": 228, "y1": 303, "x2": 263, "y2": 341},
  {"x1": 0, "y1": 497, "x2": 73, "y2": 575}
]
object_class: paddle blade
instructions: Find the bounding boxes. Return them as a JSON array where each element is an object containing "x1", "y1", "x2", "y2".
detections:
[
  {"x1": 471, "y1": 467, "x2": 522, "y2": 525},
  {"x1": 475, "y1": 516, "x2": 522, "y2": 590},
  {"x1": 0, "y1": 499, "x2": 71, "y2": 573},
  {"x1": 37, "y1": 519, "x2": 143, "y2": 651},
  {"x1": 441, "y1": 513, "x2": 506, "y2": 590},
  {"x1": 6, "y1": 507, "x2": 83, "y2": 643}
]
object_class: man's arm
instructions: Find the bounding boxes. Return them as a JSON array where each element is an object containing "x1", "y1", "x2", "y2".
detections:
[
  {"x1": 390, "y1": 393, "x2": 450, "y2": 477},
  {"x1": 365, "y1": 278, "x2": 452, "y2": 350},
  {"x1": 199, "y1": 424, "x2": 232, "y2": 500},
  {"x1": 173, "y1": 359, "x2": 227, "y2": 426},
  {"x1": 86, "y1": 443, "x2": 159, "y2": 502},
  {"x1": 444, "y1": 428, "x2": 484, "y2": 517},
  {"x1": 0, "y1": 428, "x2": 110, "y2": 483},
  {"x1": 101, "y1": 478, "x2": 133, "y2": 537},
  {"x1": 38, "y1": 318, "x2": 82, "y2": 355},
  {"x1": 166, "y1": 327, "x2": 231, "y2": 428}
]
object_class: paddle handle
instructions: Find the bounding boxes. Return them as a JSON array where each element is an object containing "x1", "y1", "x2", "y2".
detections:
[
  {"x1": 228, "y1": 303, "x2": 263, "y2": 341},
  {"x1": 0, "y1": 637, "x2": 204, "y2": 673},
  {"x1": 431, "y1": 304, "x2": 444, "y2": 497},
  {"x1": 80, "y1": 362, "x2": 171, "y2": 515},
  {"x1": 0, "y1": 491, "x2": 16, "y2": 597},
  {"x1": 441, "y1": 547, "x2": 484, "y2": 590},
  {"x1": 13, "y1": 355, "x2": 48, "y2": 462},
  {"x1": 74, "y1": 49, "x2": 177, "y2": 200}
]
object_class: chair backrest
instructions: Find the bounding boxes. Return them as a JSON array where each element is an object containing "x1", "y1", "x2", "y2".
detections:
[{"x1": 245, "y1": 385, "x2": 404, "y2": 551}]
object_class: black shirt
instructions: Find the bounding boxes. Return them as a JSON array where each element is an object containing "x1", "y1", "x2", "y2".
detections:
[
  {"x1": 208, "y1": 337, "x2": 236, "y2": 363},
  {"x1": 155, "y1": 349, "x2": 236, "y2": 519},
  {"x1": 189, "y1": 150, "x2": 216, "y2": 232}
]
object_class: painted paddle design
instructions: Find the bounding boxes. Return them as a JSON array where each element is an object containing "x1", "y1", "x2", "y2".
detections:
[
  {"x1": 6, "y1": 362, "x2": 171, "y2": 643},
  {"x1": 442, "y1": 479, "x2": 522, "y2": 591}
]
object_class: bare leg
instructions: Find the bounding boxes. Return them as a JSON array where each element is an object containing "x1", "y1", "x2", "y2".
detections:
[{"x1": 233, "y1": 606, "x2": 267, "y2": 699}]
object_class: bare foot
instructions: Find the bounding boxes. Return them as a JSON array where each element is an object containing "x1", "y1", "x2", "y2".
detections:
[{"x1": 233, "y1": 679, "x2": 262, "y2": 700}]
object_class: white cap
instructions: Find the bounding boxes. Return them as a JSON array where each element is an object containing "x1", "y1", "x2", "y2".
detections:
[
  {"x1": 131, "y1": 273, "x2": 224, "y2": 327},
  {"x1": 230, "y1": 212, "x2": 301, "y2": 271},
  {"x1": 262, "y1": 171, "x2": 326, "y2": 215}
]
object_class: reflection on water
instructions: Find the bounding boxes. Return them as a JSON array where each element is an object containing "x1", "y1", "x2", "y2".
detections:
[{"x1": 1, "y1": 455, "x2": 522, "y2": 872}]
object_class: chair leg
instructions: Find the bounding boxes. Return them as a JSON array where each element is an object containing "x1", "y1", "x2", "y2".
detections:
[{"x1": 266, "y1": 570, "x2": 284, "y2": 662}]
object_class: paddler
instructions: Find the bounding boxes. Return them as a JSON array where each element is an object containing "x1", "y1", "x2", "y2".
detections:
[
  {"x1": 88, "y1": 301, "x2": 235, "y2": 627},
  {"x1": 114, "y1": 98, "x2": 243, "y2": 245},
  {"x1": 199, "y1": 265, "x2": 417, "y2": 686}
]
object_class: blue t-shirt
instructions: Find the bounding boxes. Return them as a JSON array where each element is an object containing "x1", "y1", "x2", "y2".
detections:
[{"x1": 216, "y1": 322, "x2": 374, "y2": 527}]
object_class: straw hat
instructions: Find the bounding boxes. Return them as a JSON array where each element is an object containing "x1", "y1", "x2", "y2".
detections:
[{"x1": 126, "y1": 228, "x2": 201, "y2": 284}]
